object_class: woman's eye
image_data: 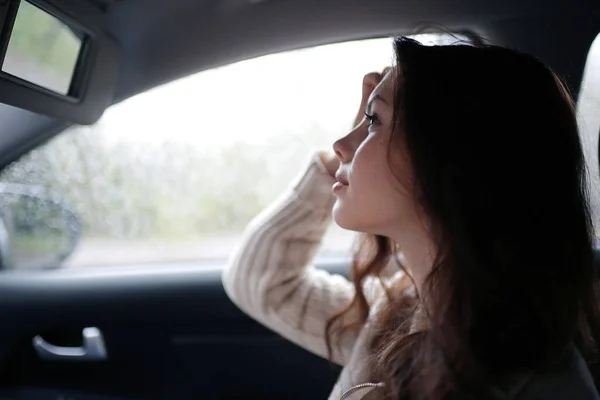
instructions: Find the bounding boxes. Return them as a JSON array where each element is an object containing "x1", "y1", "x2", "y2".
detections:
[{"x1": 364, "y1": 112, "x2": 380, "y2": 128}]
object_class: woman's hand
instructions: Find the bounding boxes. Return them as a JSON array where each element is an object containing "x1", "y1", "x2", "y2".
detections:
[
  {"x1": 321, "y1": 68, "x2": 391, "y2": 178},
  {"x1": 320, "y1": 151, "x2": 340, "y2": 178}
]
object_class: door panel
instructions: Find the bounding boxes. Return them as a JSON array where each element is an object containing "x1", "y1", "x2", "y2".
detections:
[{"x1": 0, "y1": 260, "x2": 348, "y2": 399}]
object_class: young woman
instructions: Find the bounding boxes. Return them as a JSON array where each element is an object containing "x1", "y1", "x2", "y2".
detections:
[{"x1": 222, "y1": 36, "x2": 600, "y2": 400}]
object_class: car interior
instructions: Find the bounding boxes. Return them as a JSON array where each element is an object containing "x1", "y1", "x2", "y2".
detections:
[{"x1": 0, "y1": 0, "x2": 597, "y2": 399}]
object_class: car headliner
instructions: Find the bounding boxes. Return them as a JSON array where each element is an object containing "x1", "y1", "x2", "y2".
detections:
[{"x1": 0, "y1": 0, "x2": 599, "y2": 169}]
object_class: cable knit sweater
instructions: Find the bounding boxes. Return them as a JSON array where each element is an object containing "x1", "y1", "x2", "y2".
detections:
[{"x1": 222, "y1": 152, "x2": 600, "y2": 400}]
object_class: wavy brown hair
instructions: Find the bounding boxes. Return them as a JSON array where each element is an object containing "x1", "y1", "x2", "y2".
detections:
[{"x1": 326, "y1": 37, "x2": 600, "y2": 399}]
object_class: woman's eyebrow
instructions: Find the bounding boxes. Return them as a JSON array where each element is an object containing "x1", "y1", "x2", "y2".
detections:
[{"x1": 366, "y1": 94, "x2": 388, "y2": 113}]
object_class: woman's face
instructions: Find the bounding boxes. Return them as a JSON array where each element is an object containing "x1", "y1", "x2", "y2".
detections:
[{"x1": 332, "y1": 73, "x2": 421, "y2": 237}]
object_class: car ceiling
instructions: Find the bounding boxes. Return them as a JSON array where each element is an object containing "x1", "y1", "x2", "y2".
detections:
[
  {"x1": 0, "y1": 0, "x2": 599, "y2": 168},
  {"x1": 95, "y1": 0, "x2": 600, "y2": 99}
]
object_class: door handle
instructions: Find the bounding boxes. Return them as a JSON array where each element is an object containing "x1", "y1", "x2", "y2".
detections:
[{"x1": 32, "y1": 327, "x2": 107, "y2": 361}]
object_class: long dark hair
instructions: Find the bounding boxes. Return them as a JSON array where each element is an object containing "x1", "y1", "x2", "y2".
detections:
[{"x1": 326, "y1": 37, "x2": 600, "y2": 399}]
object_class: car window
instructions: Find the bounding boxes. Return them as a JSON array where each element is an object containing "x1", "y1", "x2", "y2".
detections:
[
  {"x1": 577, "y1": 32, "x2": 600, "y2": 234},
  {"x1": 0, "y1": 34, "x2": 466, "y2": 269}
]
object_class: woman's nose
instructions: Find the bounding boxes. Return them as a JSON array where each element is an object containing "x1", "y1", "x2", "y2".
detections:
[
  {"x1": 333, "y1": 135, "x2": 352, "y2": 163},
  {"x1": 333, "y1": 124, "x2": 364, "y2": 163}
]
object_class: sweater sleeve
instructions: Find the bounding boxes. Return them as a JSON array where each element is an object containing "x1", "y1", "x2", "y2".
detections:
[{"x1": 222, "y1": 152, "x2": 379, "y2": 366}]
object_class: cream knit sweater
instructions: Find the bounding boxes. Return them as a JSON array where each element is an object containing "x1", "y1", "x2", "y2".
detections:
[{"x1": 222, "y1": 152, "x2": 410, "y2": 399}]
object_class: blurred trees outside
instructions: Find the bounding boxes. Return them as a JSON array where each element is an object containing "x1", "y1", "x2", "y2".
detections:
[{"x1": 0, "y1": 121, "x2": 331, "y2": 241}]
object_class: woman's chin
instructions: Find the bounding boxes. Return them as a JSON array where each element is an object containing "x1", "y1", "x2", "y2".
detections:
[
  {"x1": 332, "y1": 205, "x2": 348, "y2": 228},
  {"x1": 332, "y1": 204, "x2": 360, "y2": 231},
  {"x1": 333, "y1": 205, "x2": 384, "y2": 235}
]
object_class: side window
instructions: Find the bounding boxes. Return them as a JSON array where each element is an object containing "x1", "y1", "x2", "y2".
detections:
[
  {"x1": 0, "y1": 34, "x2": 466, "y2": 269},
  {"x1": 577, "y1": 33, "x2": 600, "y2": 232},
  {"x1": 0, "y1": 39, "x2": 393, "y2": 268}
]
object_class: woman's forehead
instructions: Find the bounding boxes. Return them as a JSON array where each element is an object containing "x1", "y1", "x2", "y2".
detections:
[{"x1": 372, "y1": 72, "x2": 394, "y2": 103}]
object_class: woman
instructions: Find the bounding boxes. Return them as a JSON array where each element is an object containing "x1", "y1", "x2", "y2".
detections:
[{"x1": 222, "y1": 36, "x2": 600, "y2": 399}]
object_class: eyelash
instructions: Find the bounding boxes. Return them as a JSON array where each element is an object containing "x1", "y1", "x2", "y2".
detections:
[{"x1": 364, "y1": 112, "x2": 380, "y2": 128}]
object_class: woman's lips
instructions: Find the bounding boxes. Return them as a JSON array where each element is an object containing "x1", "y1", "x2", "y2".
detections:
[
  {"x1": 332, "y1": 182, "x2": 348, "y2": 192},
  {"x1": 333, "y1": 173, "x2": 349, "y2": 193},
  {"x1": 335, "y1": 173, "x2": 349, "y2": 186}
]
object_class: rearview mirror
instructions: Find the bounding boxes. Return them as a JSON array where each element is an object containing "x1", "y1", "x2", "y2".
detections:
[
  {"x1": 0, "y1": 183, "x2": 82, "y2": 269},
  {"x1": 0, "y1": 0, "x2": 118, "y2": 124},
  {"x1": 2, "y1": 1, "x2": 84, "y2": 95}
]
